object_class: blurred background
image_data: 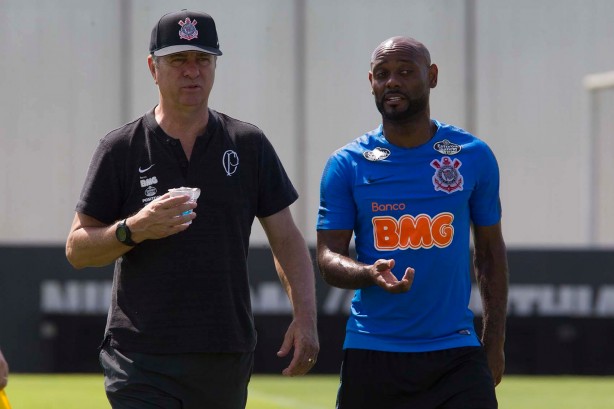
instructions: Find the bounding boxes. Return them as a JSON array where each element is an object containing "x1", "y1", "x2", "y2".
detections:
[{"x1": 0, "y1": 0, "x2": 613, "y2": 375}]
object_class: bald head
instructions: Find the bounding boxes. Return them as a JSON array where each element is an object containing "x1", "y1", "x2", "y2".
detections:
[
  {"x1": 371, "y1": 36, "x2": 431, "y2": 67},
  {"x1": 368, "y1": 36, "x2": 438, "y2": 125}
]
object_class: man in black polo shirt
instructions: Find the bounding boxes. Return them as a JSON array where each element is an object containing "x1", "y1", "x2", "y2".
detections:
[{"x1": 65, "y1": 9, "x2": 319, "y2": 409}]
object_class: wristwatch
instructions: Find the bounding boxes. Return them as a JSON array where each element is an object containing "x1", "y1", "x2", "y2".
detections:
[{"x1": 115, "y1": 218, "x2": 137, "y2": 246}]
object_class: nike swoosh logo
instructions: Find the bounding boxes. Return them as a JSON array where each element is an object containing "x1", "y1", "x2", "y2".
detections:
[{"x1": 138, "y1": 164, "x2": 155, "y2": 173}]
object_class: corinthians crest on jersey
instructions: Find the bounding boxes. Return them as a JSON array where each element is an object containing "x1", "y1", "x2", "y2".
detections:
[{"x1": 431, "y1": 156, "x2": 464, "y2": 194}]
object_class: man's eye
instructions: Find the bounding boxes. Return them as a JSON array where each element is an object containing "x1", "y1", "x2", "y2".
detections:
[{"x1": 169, "y1": 58, "x2": 186, "y2": 66}]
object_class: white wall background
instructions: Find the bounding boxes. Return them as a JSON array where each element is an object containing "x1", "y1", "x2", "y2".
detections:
[{"x1": 1, "y1": 0, "x2": 613, "y2": 248}]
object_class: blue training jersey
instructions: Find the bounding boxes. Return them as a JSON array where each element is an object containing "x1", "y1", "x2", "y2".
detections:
[{"x1": 317, "y1": 120, "x2": 502, "y2": 352}]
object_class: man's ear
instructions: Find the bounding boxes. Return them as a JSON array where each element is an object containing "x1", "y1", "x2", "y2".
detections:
[
  {"x1": 147, "y1": 55, "x2": 158, "y2": 84},
  {"x1": 429, "y1": 64, "x2": 438, "y2": 88}
]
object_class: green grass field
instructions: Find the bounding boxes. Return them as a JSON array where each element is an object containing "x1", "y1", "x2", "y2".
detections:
[{"x1": 3, "y1": 373, "x2": 614, "y2": 408}]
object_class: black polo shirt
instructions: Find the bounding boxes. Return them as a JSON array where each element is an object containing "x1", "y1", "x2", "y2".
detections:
[{"x1": 76, "y1": 108, "x2": 298, "y2": 353}]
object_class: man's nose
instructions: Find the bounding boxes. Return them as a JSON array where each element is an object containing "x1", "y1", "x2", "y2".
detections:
[
  {"x1": 183, "y1": 60, "x2": 200, "y2": 78},
  {"x1": 386, "y1": 74, "x2": 401, "y2": 88}
]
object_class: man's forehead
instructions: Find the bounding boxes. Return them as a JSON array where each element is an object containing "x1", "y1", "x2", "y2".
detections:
[
  {"x1": 371, "y1": 37, "x2": 430, "y2": 65},
  {"x1": 165, "y1": 50, "x2": 212, "y2": 57}
]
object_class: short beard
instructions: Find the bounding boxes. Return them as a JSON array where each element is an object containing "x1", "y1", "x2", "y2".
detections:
[{"x1": 375, "y1": 92, "x2": 429, "y2": 122}]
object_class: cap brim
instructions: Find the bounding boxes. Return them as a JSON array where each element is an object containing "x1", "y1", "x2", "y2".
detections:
[{"x1": 153, "y1": 45, "x2": 222, "y2": 57}]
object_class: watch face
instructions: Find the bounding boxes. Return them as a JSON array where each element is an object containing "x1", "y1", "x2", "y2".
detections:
[{"x1": 117, "y1": 227, "x2": 127, "y2": 242}]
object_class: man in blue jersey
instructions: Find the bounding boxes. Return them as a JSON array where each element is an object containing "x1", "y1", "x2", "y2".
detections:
[{"x1": 317, "y1": 36, "x2": 508, "y2": 409}]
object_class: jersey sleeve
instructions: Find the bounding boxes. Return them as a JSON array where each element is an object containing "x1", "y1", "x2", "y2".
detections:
[
  {"x1": 317, "y1": 151, "x2": 356, "y2": 230},
  {"x1": 75, "y1": 138, "x2": 124, "y2": 224},
  {"x1": 255, "y1": 135, "x2": 298, "y2": 218},
  {"x1": 469, "y1": 141, "x2": 502, "y2": 226}
]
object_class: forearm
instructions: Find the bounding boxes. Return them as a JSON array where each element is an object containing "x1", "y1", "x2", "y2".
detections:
[
  {"x1": 475, "y1": 249, "x2": 508, "y2": 345},
  {"x1": 272, "y1": 236, "x2": 317, "y2": 320},
  {"x1": 259, "y1": 208, "x2": 318, "y2": 320},
  {"x1": 66, "y1": 222, "x2": 130, "y2": 269},
  {"x1": 317, "y1": 247, "x2": 373, "y2": 289}
]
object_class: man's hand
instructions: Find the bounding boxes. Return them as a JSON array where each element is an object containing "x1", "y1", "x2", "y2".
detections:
[
  {"x1": 129, "y1": 193, "x2": 198, "y2": 242},
  {"x1": 370, "y1": 259, "x2": 414, "y2": 293},
  {"x1": 66, "y1": 192, "x2": 199, "y2": 269},
  {"x1": 276, "y1": 316, "x2": 320, "y2": 377},
  {"x1": 0, "y1": 349, "x2": 8, "y2": 390},
  {"x1": 483, "y1": 339, "x2": 505, "y2": 386}
]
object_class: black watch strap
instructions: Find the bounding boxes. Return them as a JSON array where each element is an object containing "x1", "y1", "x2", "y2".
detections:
[{"x1": 116, "y1": 218, "x2": 137, "y2": 246}]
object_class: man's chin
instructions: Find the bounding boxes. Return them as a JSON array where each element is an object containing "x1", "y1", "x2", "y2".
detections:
[
  {"x1": 178, "y1": 98, "x2": 207, "y2": 108},
  {"x1": 383, "y1": 110, "x2": 412, "y2": 122}
]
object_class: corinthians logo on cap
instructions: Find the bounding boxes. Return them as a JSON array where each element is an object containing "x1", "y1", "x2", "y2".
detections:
[{"x1": 178, "y1": 18, "x2": 198, "y2": 40}]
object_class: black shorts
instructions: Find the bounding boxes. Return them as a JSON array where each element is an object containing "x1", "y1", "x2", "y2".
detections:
[
  {"x1": 336, "y1": 347, "x2": 497, "y2": 409},
  {"x1": 100, "y1": 342, "x2": 253, "y2": 409}
]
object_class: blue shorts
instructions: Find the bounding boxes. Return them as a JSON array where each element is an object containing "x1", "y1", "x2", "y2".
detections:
[
  {"x1": 100, "y1": 342, "x2": 253, "y2": 409},
  {"x1": 336, "y1": 347, "x2": 497, "y2": 409}
]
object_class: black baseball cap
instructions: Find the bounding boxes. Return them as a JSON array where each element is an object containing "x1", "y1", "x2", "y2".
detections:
[{"x1": 149, "y1": 9, "x2": 222, "y2": 57}]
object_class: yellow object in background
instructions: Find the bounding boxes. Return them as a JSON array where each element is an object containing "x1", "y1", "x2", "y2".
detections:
[{"x1": 0, "y1": 390, "x2": 11, "y2": 409}]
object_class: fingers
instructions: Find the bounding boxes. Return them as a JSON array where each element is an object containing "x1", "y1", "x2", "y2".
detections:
[
  {"x1": 491, "y1": 362, "x2": 503, "y2": 386},
  {"x1": 152, "y1": 194, "x2": 198, "y2": 214},
  {"x1": 397, "y1": 267, "x2": 415, "y2": 292},
  {"x1": 132, "y1": 194, "x2": 199, "y2": 240},
  {"x1": 278, "y1": 321, "x2": 320, "y2": 377},
  {"x1": 489, "y1": 353, "x2": 505, "y2": 387},
  {"x1": 281, "y1": 348, "x2": 318, "y2": 377},
  {"x1": 157, "y1": 210, "x2": 197, "y2": 236},
  {"x1": 385, "y1": 280, "x2": 411, "y2": 293},
  {"x1": 372, "y1": 260, "x2": 414, "y2": 293},
  {"x1": 374, "y1": 258, "x2": 394, "y2": 272},
  {"x1": 276, "y1": 329, "x2": 293, "y2": 359}
]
